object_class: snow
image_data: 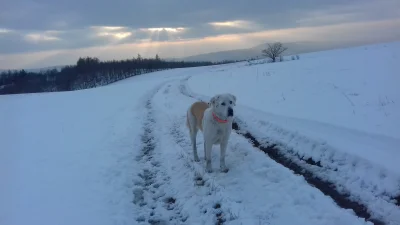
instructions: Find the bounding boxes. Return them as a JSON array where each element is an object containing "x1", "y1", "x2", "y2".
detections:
[
  {"x1": 185, "y1": 42, "x2": 400, "y2": 224},
  {"x1": 188, "y1": 42, "x2": 400, "y2": 174},
  {"x1": 1, "y1": 42, "x2": 400, "y2": 225},
  {"x1": 0, "y1": 75, "x2": 172, "y2": 225},
  {"x1": 190, "y1": 43, "x2": 400, "y2": 139},
  {"x1": 150, "y1": 81, "x2": 372, "y2": 225}
]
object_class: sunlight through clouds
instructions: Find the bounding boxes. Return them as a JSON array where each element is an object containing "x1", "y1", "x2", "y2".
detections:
[
  {"x1": 24, "y1": 31, "x2": 61, "y2": 43},
  {"x1": 135, "y1": 27, "x2": 187, "y2": 56},
  {"x1": 209, "y1": 20, "x2": 250, "y2": 28},
  {"x1": 97, "y1": 31, "x2": 132, "y2": 40},
  {"x1": 90, "y1": 26, "x2": 126, "y2": 31},
  {"x1": 138, "y1": 27, "x2": 186, "y2": 42},
  {"x1": 0, "y1": 29, "x2": 13, "y2": 34},
  {"x1": 89, "y1": 26, "x2": 133, "y2": 43},
  {"x1": 145, "y1": 27, "x2": 185, "y2": 33},
  {"x1": 208, "y1": 20, "x2": 262, "y2": 30}
]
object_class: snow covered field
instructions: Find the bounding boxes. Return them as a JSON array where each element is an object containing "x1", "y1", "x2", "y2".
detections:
[
  {"x1": 188, "y1": 42, "x2": 400, "y2": 178},
  {"x1": 1, "y1": 42, "x2": 400, "y2": 225}
]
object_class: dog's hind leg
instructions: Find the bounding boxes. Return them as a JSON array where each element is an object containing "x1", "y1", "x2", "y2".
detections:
[
  {"x1": 187, "y1": 109, "x2": 200, "y2": 162},
  {"x1": 190, "y1": 129, "x2": 200, "y2": 162}
]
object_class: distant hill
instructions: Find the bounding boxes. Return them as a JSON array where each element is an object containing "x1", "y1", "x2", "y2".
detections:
[{"x1": 179, "y1": 41, "x2": 367, "y2": 62}]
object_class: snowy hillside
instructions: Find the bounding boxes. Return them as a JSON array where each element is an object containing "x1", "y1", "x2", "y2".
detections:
[
  {"x1": 1, "y1": 42, "x2": 399, "y2": 225},
  {"x1": 188, "y1": 41, "x2": 400, "y2": 170}
]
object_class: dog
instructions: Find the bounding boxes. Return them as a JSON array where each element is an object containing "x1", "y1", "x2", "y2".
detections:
[{"x1": 186, "y1": 93, "x2": 236, "y2": 173}]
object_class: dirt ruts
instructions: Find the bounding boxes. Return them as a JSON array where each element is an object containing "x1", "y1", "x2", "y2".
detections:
[{"x1": 232, "y1": 119, "x2": 385, "y2": 225}]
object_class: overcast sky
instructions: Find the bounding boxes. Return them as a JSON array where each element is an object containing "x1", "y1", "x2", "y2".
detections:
[{"x1": 1, "y1": 0, "x2": 400, "y2": 69}]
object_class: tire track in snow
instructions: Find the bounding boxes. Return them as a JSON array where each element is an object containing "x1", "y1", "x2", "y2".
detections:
[
  {"x1": 133, "y1": 82, "x2": 187, "y2": 224},
  {"x1": 178, "y1": 77, "x2": 392, "y2": 225}
]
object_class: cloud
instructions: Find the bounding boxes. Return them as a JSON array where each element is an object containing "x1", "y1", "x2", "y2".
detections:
[
  {"x1": 0, "y1": 25, "x2": 192, "y2": 54},
  {"x1": 295, "y1": 0, "x2": 400, "y2": 27},
  {"x1": 145, "y1": 28, "x2": 185, "y2": 33},
  {"x1": 1, "y1": 19, "x2": 400, "y2": 70},
  {"x1": 209, "y1": 20, "x2": 254, "y2": 29},
  {"x1": 2, "y1": 0, "x2": 398, "y2": 30},
  {"x1": 0, "y1": 0, "x2": 399, "y2": 68},
  {"x1": 89, "y1": 26, "x2": 133, "y2": 44},
  {"x1": 136, "y1": 27, "x2": 187, "y2": 42},
  {"x1": 24, "y1": 31, "x2": 62, "y2": 43},
  {"x1": 0, "y1": 28, "x2": 13, "y2": 34}
]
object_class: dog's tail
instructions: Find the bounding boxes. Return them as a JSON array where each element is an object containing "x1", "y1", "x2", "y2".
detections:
[{"x1": 186, "y1": 109, "x2": 190, "y2": 129}]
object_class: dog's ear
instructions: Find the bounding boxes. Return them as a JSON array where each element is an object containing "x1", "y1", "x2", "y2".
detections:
[
  {"x1": 230, "y1": 94, "x2": 237, "y2": 105},
  {"x1": 209, "y1": 95, "x2": 219, "y2": 107},
  {"x1": 209, "y1": 96, "x2": 216, "y2": 106}
]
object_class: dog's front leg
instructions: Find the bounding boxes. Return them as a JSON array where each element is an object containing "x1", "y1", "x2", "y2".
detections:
[
  {"x1": 220, "y1": 140, "x2": 229, "y2": 173},
  {"x1": 204, "y1": 140, "x2": 213, "y2": 173}
]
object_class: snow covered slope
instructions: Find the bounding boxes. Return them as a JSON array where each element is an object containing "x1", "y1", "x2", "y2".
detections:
[
  {"x1": 186, "y1": 41, "x2": 400, "y2": 224},
  {"x1": 188, "y1": 41, "x2": 400, "y2": 173},
  {"x1": 1, "y1": 41, "x2": 399, "y2": 225},
  {"x1": 0, "y1": 68, "x2": 196, "y2": 225}
]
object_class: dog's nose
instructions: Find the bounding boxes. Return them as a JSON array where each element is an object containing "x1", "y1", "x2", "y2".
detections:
[{"x1": 228, "y1": 107, "x2": 234, "y2": 117}]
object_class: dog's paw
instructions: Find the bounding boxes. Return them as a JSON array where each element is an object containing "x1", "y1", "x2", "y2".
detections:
[
  {"x1": 194, "y1": 156, "x2": 200, "y2": 162},
  {"x1": 220, "y1": 167, "x2": 229, "y2": 173},
  {"x1": 206, "y1": 165, "x2": 213, "y2": 173}
]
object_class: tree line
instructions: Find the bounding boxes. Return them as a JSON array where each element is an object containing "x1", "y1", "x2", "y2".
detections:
[{"x1": 0, "y1": 54, "x2": 236, "y2": 95}]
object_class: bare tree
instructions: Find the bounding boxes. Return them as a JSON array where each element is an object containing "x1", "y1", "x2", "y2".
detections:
[{"x1": 261, "y1": 42, "x2": 288, "y2": 62}]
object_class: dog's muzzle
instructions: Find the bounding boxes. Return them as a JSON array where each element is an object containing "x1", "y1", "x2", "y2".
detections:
[{"x1": 227, "y1": 107, "x2": 234, "y2": 117}]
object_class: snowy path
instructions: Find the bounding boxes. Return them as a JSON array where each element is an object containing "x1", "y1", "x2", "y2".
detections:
[
  {"x1": 131, "y1": 81, "x2": 189, "y2": 224},
  {"x1": 3, "y1": 42, "x2": 399, "y2": 225},
  {"x1": 178, "y1": 77, "x2": 400, "y2": 225},
  {"x1": 138, "y1": 79, "x2": 373, "y2": 225}
]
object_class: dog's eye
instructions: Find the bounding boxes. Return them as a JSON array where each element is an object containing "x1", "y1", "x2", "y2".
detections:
[
  {"x1": 230, "y1": 101, "x2": 232, "y2": 104},
  {"x1": 221, "y1": 102, "x2": 226, "y2": 106}
]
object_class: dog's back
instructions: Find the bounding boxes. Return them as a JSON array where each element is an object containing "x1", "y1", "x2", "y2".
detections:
[{"x1": 186, "y1": 101, "x2": 209, "y2": 131}]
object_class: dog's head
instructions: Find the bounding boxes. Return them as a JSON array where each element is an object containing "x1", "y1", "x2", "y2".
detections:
[{"x1": 209, "y1": 93, "x2": 237, "y2": 118}]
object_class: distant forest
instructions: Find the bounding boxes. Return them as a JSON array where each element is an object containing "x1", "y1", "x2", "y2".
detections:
[{"x1": 0, "y1": 54, "x2": 237, "y2": 95}]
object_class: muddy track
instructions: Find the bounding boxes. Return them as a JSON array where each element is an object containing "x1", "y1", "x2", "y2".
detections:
[
  {"x1": 133, "y1": 85, "x2": 187, "y2": 224},
  {"x1": 177, "y1": 79, "x2": 387, "y2": 225},
  {"x1": 233, "y1": 120, "x2": 386, "y2": 225}
]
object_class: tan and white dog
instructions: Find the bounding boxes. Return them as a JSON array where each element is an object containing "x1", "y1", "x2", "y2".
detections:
[{"x1": 186, "y1": 93, "x2": 236, "y2": 173}]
